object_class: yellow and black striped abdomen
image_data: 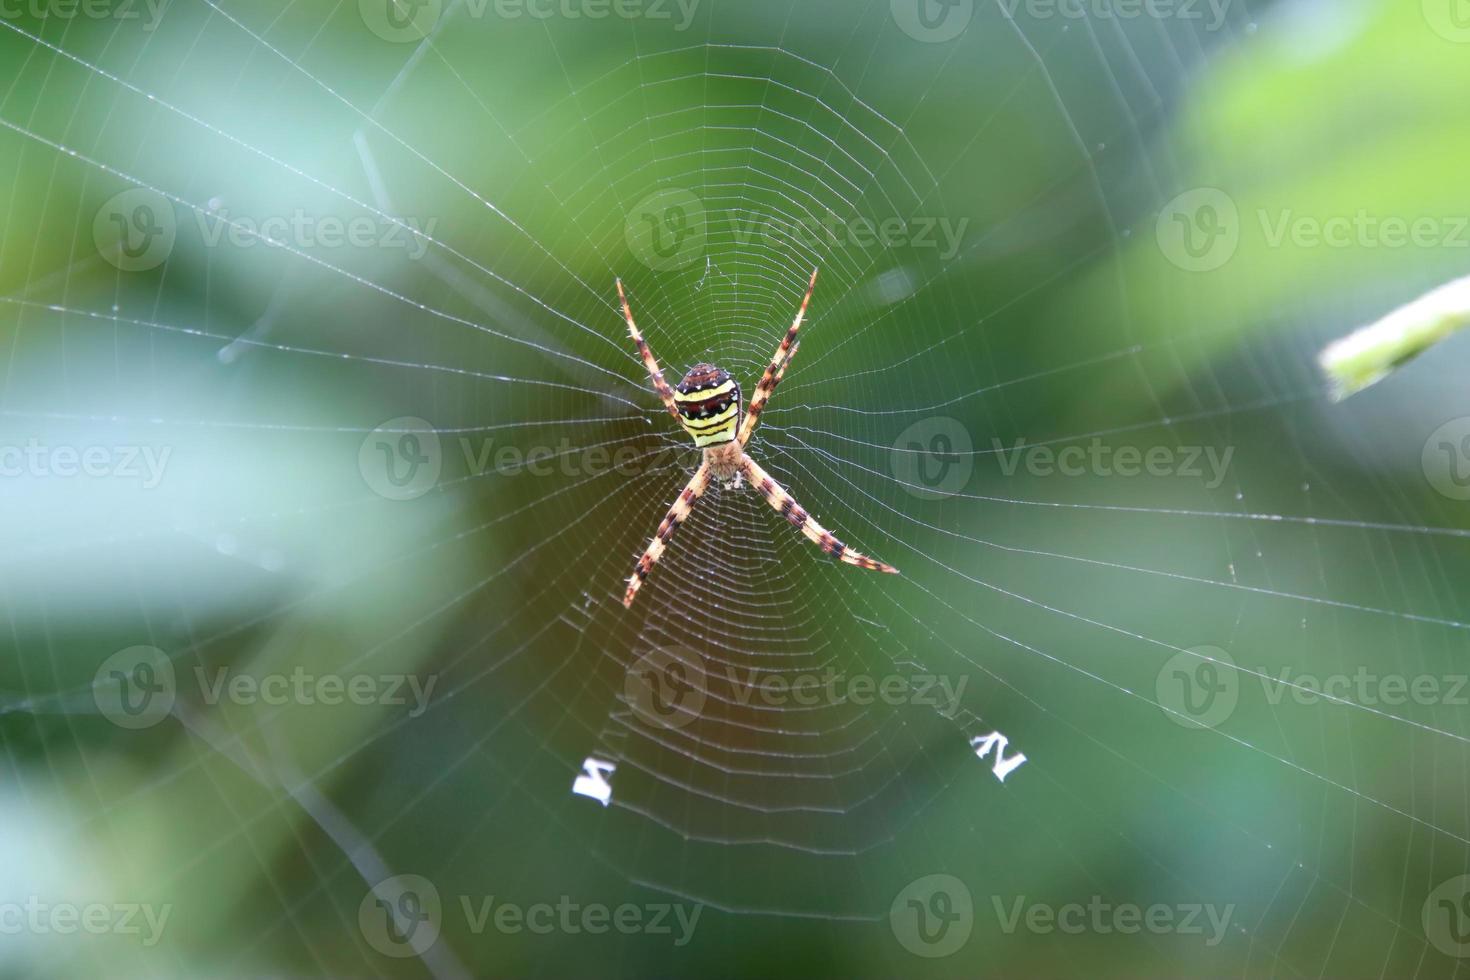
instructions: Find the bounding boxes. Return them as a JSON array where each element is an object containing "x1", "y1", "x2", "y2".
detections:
[{"x1": 674, "y1": 363, "x2": 741, "y2": 447}]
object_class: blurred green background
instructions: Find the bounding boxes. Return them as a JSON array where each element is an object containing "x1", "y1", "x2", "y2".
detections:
[{"x1": 4, "y1": 0, "x2": 1470, "y2": 975}]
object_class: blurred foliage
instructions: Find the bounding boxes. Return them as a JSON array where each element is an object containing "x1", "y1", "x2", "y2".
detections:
[{"x1": 3, "y1": 0, "x2": 1470, "y2": 977}]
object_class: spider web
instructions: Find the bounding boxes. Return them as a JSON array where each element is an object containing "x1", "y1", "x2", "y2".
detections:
[{"x1": 3, "y1": 0, "x2": 1470, "y2": 976}]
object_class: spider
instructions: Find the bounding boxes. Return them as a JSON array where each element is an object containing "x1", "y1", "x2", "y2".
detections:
[{"x1": 618, "y1": 268, "x2": 899, "y2": 608}]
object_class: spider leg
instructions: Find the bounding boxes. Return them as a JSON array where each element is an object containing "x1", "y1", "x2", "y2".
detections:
[
  {"x1": 772, "y1": 341, "x2": 797, "y2": 386},
  {"x1": 740, "y1": 453, "x2": 899, "y2": 575},
  {"x1": 739, "y1": 267, "x2": 818, "y2": 447},
  {"x1": 623, "y1": 460, "x2": 714, "y2": 608},
  {"x1": 617, "y1": 278, "x2": 681, "y2": 421}
]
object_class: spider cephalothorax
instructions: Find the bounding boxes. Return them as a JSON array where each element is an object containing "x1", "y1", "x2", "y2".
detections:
[{"x1": 617, "y1": 270, "x2": 900, "y2": 608}]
